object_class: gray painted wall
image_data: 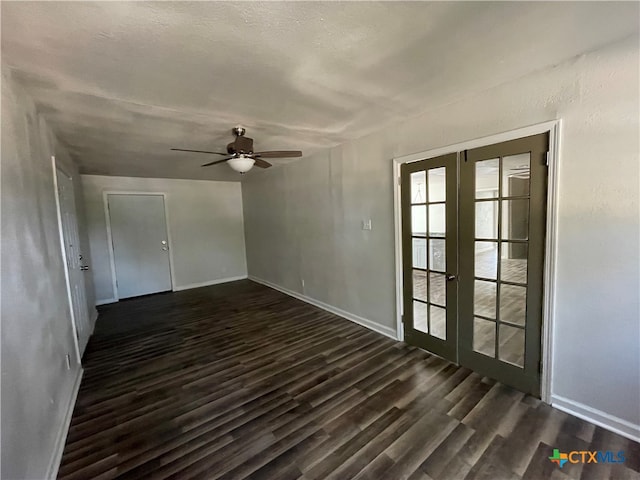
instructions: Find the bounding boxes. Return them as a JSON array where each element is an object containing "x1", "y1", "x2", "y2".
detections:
[
  {"x1": 81, "y1": 175, "x2": 247, "y2": 303},
  {"x1": 242, "y1": 36, "x2": 640, "y2": 428},
  {"x1": 1, "y1": 68, "x2": 90, "y2": 478}
]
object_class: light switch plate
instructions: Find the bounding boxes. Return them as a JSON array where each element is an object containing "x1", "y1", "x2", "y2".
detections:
[{"x1": 362, "y1": 219, "x2": 372, "y2": 231}]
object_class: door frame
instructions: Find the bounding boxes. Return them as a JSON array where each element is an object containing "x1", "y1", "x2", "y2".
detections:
[
  {"x1": 393, "y1": 120, "x2": 561, "y2": 403},
  {"x1": 103, "y1": 191, "x2": 177, "y2": 301}
]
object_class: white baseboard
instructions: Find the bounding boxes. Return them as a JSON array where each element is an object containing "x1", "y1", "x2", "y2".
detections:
[
  {"x1": 173, "y1": 275, "x2": 248, "y2": 292},
  {"x1": 95, "y1": 298, "x2": 117, "y2": 306},
  {"x1": 45, "y1": 368, "x2": 83, "y2": 480},
  {"x1": 249, "y1": 275, "x2": 399, "y2": 340},
  {"x1": 551, "y1": 394, "x2": 640, "y2": 443}
]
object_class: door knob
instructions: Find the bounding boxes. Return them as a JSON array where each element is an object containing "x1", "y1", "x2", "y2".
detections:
[
  {"x1": 446, "y1": 274, "x2": 457, "y2": 281},
  {"x1": 80, "y1": 265, "x2": 89, "y2": 271}
]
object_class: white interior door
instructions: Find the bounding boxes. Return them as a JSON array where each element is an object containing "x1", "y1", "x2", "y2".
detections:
[
  {"x1": 107, "y1": 194, "x2": 172, "y2": 299},
  {"x1": 56, "y1": 169, "x2": 91, "y2": 356}
]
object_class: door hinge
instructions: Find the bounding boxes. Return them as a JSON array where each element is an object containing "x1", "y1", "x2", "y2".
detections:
[
  {"x1": 545, "y1": 152, "x2": 549, "y2": 167},
  {"x1": 539, "y1": 360, "x2": 543, "y2": 374},
  {"x1": 398, "y1": 176, "x2": 401, "y2": 185}
]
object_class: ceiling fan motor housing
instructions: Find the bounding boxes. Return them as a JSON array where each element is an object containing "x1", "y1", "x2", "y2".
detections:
[{"x1": 227, "y1": 135, "x2": 254, "y2": 155}]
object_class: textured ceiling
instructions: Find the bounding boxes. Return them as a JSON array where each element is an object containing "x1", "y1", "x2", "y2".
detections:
[{"x1": 2, "y1": 2, "x2": 638, "y2": 181}]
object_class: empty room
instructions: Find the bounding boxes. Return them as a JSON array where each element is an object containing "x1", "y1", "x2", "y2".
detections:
[{"x1": 1, "y1": 2, "x2": 639, "y2": 479}]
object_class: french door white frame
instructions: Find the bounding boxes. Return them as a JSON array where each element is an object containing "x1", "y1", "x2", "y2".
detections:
[
  {"x1": 393, "y1": 120, "x2": 561, "y2": 403},
  {"x1": 103, "y1": 191, "x2": 177, "y2": 301}
]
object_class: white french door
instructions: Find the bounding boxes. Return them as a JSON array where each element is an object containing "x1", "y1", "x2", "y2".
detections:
[{"x1": 55, "y1": 167, "x2": 91, "y2": 358}]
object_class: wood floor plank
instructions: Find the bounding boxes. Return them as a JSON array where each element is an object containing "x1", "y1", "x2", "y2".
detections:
[
  {"x1": 303, "y1": 407, "x2": 404, "y2": 479},
  {"x1": 323, "y1": 407, "x2": 427, "y2": 480},
  {"x1": 57, "y1": 280, "x2": 638, "y2": 480},
  {"x1": 419, "y1": 423, "x2": 476, "y2": 478},
  {"x1": 381, "y1": 410, "x2": 460, "y2": 479},
  {"x1": 463, "y1": 435, "x2": 520, "y2": 480}
]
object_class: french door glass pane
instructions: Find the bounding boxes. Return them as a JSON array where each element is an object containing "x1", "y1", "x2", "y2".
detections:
[
  {"x1": 474, "y1": 280, "x2": 496, "y2": 318},
  {"x1": 429, "y1": 239, "x2": 446, "y2": 272},
  {"x1": 413, "y1": 301, "x2": 428, "y2": 333},
  {"x1": 502, "y1": 154, "x2": 531, "y2": 197},
  {"x1": 475, "y1": 241, "x2": 497, "y2": 279},
  {"x1": 411, "y1": 205, "x2": 426, "y2": 236},
  {"x1": 499, "y1": 324, "x2": 525, "y2": 367},
  {"x1": 429, "y1": 204, "x2": 446, "y2": 237},
  {"x1": 429, "y1": 272, "x2": 446, "y2": 306},
  {"x1": 501, "y1": 242, "x2": 528, "y2": 283},
  {"x1": 499, "y1": 284, "x2": 527, "y2": 326},
  {"x1": 412, "y1": 270, "x2": 427, "y2": 302},
  {"x1": 474, "y1": 317, "x2": 495, "y2": 357},
  {"x1": 412, "y1": 238, "x2": 427, "y2": 269},
  {"x1": 475, "y1": 158, "x2": 499, "y2": 198},
  {"x1": 501, "y1": 199, "x2": 529, "y2": 240},
  {"x1": 428, "y1": 167, "x2": 446, "y2": 202},
  {"x1": 430, "y1": 305, "x2": 446, "y2": 340},
  {"x1": 475, "y1": 201, "x2": 498, "y2": 239},
  {"x1": 410, "y1": 171, "x2": 426, "y2": 204}
]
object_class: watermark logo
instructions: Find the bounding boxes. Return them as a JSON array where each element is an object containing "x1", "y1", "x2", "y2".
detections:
[
  {"x1": 549, "y1": 449, "x2": 568, "y2": 468},
  {"x1": 549, "y1": 449, "x2": 625, "y2": 468}
]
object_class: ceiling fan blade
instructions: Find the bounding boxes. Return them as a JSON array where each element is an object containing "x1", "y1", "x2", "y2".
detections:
[
  {"x1": 201, "y1": 157, "x2": 233, "y2": 167},
  {"x1": 254, "y1": 150, "x2": 302, "y2": 158},
  {"x1": 253, "y1": 158, "x2": 272, "y2": 169},
  {"x1": 171, "y1": 148, "x2": 228, "y2": 155}
]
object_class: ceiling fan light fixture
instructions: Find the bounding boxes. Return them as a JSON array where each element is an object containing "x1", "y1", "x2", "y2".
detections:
[
  {"x1": 227, "y1": 154, "x2": 255, "y2": 173},
  {"x1": 172, "y1": 127, "x2": 301, "y2": 171}
]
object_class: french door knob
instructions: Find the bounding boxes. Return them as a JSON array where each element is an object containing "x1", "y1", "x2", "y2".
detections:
[
  {"x1": 446, "y1": 274, "x2": 457, "y2": 281},
  {"x1": 80, "y1": 265, "x2": 89, "y2": 271}
]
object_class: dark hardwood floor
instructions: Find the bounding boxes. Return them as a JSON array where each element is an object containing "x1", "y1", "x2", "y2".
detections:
[{"x1": 58, "y1": 280, "x2": 639, "y2": 480}]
